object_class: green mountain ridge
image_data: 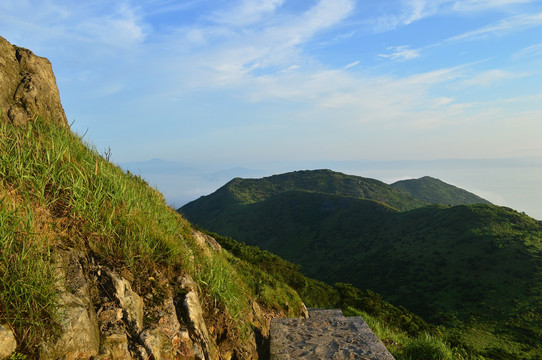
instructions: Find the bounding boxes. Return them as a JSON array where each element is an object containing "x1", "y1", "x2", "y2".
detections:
[
  {"x1": 181, "y1": 169, "x2": 430, "y2": 219},
  {"x1": 391, "y1": 176, "x2": 492, "y2": 206},
  {"x1": 180, "y1": 170, "x2": 542, "y2": 358}
]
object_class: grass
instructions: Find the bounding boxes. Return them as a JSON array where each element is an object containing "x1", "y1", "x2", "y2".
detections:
[
  {"x1": 0, "y1": 192, "x2": 58, "y2": 351},
  {"x1": 0, "y1": 118, "x2": 304, "y2": 354},
  {"x1": 343, "y1": 308, "x2": 486, "y2": 360}
]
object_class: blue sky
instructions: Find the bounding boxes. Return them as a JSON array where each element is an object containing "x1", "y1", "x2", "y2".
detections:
[{"x1": 2, "y1": 0, "x2": 542, "y2": 217}]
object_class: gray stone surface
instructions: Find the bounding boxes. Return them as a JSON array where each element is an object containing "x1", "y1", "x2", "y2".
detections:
[
  {"x1": 270, "y1": 309, "x2": 395, "y2": 360},
  {"x1": 308, "y1": 308, "x2": 345, "y2": 319}
]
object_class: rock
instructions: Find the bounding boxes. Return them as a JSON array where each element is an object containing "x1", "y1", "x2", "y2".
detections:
[
  {"x1": 300, "y1": 303, "x2": 309, "y2": 319},
  {"x1": 192, "y1": 230, "x2": 222, "y2": 255},
  {"x1": 138, "y1": 295, "x2": 194, "y2": 360},
  {"x1": 96, "y1": 332, "x2": 132, "y2": 360},
  {"x1": 0, "y1": 36, "x2": 67, "y2": 126},
  {"x1": 40, "y1": 250, "x2": 100, "y2": 359},
  {"x1": 106, "y1": 270, "x2": 144, "y2": 333},
  {"x1": 270, "y1": 309, "x2": 396, "y2": 360},
  {"x1": 178, "y1": 276, "x2": 219, "y2": 360},
  {"x1": 0, "y1": 324, "x2": 17, "y2": 359}
]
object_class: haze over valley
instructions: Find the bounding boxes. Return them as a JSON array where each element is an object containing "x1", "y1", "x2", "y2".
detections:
[{"x1": 122, "y1": 157, "x2": 542, "y2": 220}]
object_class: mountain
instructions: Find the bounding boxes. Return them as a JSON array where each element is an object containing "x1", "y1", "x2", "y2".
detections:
[
  {"x1": 181, "y1": 169, "x2": 429, "y2": 219},
  {"x1": 392, "y1": 176, "x2": 491, "y2": 205},
  {"x1": 180, "y1": 170, "x2": 542, "y2": 358},
  {"x1": 0, "y1": 37, "x2": 306, "y2": 359}
]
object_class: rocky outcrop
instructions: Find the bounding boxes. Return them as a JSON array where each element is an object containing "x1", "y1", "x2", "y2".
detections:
[
  {"x1": 0, "y1": 36, "x2": 67, "y2": 126},
  {"x1": 32, "y1": 242, "x2": 277, "y2": 360}
]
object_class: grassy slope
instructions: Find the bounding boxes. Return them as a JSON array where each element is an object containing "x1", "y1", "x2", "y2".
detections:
[
  {"x1": 391, "y1": 176, "x2": 492, "y2": 205},
  {"x1": 181, "y1": 180, "x2": 542, "y2": 359},
  {"x1": 206, "y1": 229, "x2": 489, "y2": 360},
  {"x1": 0, "y1": 118, "x2": 304, "y2": 355}
]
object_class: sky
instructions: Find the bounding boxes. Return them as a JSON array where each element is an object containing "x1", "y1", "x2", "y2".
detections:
[{"x1": 1, "y1": 0, "x2": 542, "y2": 218}]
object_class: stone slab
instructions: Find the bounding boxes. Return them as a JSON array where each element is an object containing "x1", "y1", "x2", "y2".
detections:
[{"x1": 270, "y1": 309, "x2": 395, "y2": 360}]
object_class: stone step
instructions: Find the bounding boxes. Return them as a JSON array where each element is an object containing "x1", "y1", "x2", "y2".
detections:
[{"x1": 270, "y1": 309, "x2": 395, "y2": 360}]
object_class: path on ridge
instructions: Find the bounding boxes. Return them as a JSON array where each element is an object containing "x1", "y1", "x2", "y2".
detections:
[{"x1": 270, "y1": 309, "x2": 395, "y2": 360}]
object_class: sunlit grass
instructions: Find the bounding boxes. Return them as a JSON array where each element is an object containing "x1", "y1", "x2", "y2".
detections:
[{"x1": 0, "y1": 118, "x2": 303, "y2": 353}]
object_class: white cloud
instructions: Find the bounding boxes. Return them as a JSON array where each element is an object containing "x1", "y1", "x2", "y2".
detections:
[
  {"x1": 343, "y1": 60, "x2": 360, "y2": 69},
  {"x1": 451, "y1": 0, "x2": 534, "y2": 12},
  {"x1": 373, "y1": 0, "x2": 455, "y2": 31},
  {"x1": 0, "y1": 1, "x2": 148, "y2": 49},
  {"x1": 76, "y1": 3, "x2": 147, "y2": 47},
  {"x1": 377, "y1": 45, "x2": 421, "y2": 61},
  {"x1": 373, "y1": 0, "x2": 538, "y2": 31},
  {"x1": 172, "y1": 0, "x2": 355, "y2": 86},
  {"x1": 448, "y1": 12, "x2": 542, "y2": 41},
  {"x1": 213, "y1": 0, "x2": 285, "y2": 26},
  {"x1": 432, "y1": 97, "x2": 455, "y2": 107},
  {"x1": 460, "y1": 69, "x2": 526, "y2": 87},
  {"x1": 514, "y1": 42, "x2": 542, "y2": 59}
]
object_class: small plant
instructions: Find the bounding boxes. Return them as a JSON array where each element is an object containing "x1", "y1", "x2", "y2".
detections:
[
  {"x1": 9, "y1": 353, "x2": 28, "y2": 360},
  {"x1": 400, "y1": 333, "x2": 457, "y2": 360}
]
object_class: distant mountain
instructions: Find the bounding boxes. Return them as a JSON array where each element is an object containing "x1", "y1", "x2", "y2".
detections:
[
  {"x1": 391, "y1": 176, "x2": 491, "y2": 205},
  {"x1": 181, "y1": 169, "x2": 429, "y2": 215},
  {"x1": 179, "y1": 169, "x2": 542, "y2": 358}
]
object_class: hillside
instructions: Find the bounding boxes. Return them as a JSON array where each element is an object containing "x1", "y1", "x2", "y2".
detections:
[
  {"x1": 0, "y1": 37, "x2": 306, "y2": 359},
  {"x1": 391, "y1": 176, "x2": 491, "y2": 205},
  {"x1": 180, "y1": 171, "x2": 542, "y2": 359},
  {"x1": 181, "y1": 170, "x2": 429, "y2": 224}
]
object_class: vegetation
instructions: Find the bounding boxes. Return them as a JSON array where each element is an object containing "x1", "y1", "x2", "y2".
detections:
[
  {"x1": 181, "y1": 170, "x2": 542, "y2": 358},
  {"x1": 180, "y1": 169, "x2": 429, "y2": 216},
  {"x1": 206, "y1": 229, "x2": 489, "y2": 359},
  {"x1": 391, "y1": 176, "x2": 492, "y2": 206},
  {"x1": 0, "y1": 118, "x2": 304, "y2": 355}
]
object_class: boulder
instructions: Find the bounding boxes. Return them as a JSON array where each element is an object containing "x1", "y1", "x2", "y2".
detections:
[
  {"x1": 0, "y1": 324, "x2": 17, "y2": 359},
  {"x1": 192, "y1": 230, "x2": 222, "y2": 255},
  {"x1": 0, "y1": 36, "x2": 67, "y2": 126}
]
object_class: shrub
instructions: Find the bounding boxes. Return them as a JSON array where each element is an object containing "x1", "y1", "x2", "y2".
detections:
[{"x1": 400, "y1": 333, "x2": 456, "y2": 360}]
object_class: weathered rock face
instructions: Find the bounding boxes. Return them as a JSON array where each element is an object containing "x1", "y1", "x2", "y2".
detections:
[
  {"x1": 33, "y1": 243, "x2": 276, "y2": 360},
  {"x1": 0, "y1": 36, "x2": 67, "y2": 126},
  {"x1": 39, "y1": 250, "x2": 100, "y2": 360}
]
